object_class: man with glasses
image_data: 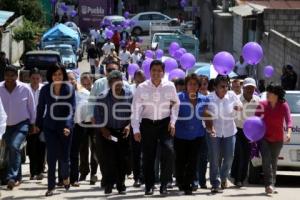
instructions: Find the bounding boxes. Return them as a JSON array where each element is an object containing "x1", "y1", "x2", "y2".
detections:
[{"x1": 88, "y1": 61, "x2": 131, "y2": 189}]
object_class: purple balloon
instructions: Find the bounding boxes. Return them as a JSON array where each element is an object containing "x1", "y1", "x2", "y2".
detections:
[
  {"x1": 169, "y1": 69, "x2": 185, "y2": 81},
  {"x1": 129, "y1": 20, "x2": 135, "y2": 27},
  {"x1": 103, "y1": 18, "x2": 111, "y2": 26},
  {"x1": 179, "y1": 48, "x2": 187, "y2": 54},
  {"x1": 124, "y1": 11, "x2": 130, "y2": 19},
  {"x1": 180, "y1": 53, "x2": 196, "y2": 70},
  {"x1": 105, "y1": 29, "x2": 114, "y2": 39},
  {"x1": 243, "y1": 116, "x2": 266, "y2": 142},
  {"x1": 145, "y1": 50, "x2": 154, "y2": 59},
  {"x1": 71, "y1": 10, "x2": 77, "y2": 17},
  {"x1": 180, "y1": 0, "x2": 187, "y2": 8},
  {"x1": 156, "y1": 49, "x2": 164, "y2": 59},
  {"x1": 212, "y1": 51, "x2": 235, "y2": 75},
  {"x1": 242, "y1": 42, "x2": 263, "y2": 65},
  {"x1": 61, "y1": 3, "x2": 68, "y2": 12},
  {"x1": 174, "y1": 49, "x2": 184, "y2": 60},
  {"x1": 264, "y1": 65, "x2": 274, "y2": 78},
  {"x1": 128, "y1": 63, "x2": 139, "y2": 77},
  {"x1": 168, "y1": 42, "x2": 180, "y2": 57},
  {"x1": 142, "y1": 59, "x2": 153, "y2": 79},
  {"x1": 164, "y1": 58, "x2": 178, "y2": 73}
]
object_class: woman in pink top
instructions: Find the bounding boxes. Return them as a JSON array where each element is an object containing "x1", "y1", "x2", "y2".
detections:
[{"x1": 255, "y1": 84, "x2": 292, "y2": 194}]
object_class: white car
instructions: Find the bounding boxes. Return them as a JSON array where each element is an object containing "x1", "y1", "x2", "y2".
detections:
[
  {"x1": 130, "y1": 12, "x2": 176, "y2": 35},
  {"x1": 248, "y1": 91, "x2": 300, "y2": 184},
  {"x1": 102, "y1": 15, "x2": 126, "y2": 26}
]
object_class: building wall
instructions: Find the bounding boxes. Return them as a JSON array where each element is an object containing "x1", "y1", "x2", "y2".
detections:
[
  {"x1": 264, "y1": 9, "x2": 300, "y2": 43},
  {"x1": 232, "y1": 14, "x2": 243, "y2": 58},
  {"x1": 259, "y1": 29, "x2": 300, "y2": 89},
  {"x1": 0, "y1": 16, "x2": 24, "y2": 64}
]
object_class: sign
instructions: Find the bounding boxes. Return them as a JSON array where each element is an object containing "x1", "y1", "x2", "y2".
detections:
[{"x1": 78, "y1": 0, "x2": 113, "y2": 32}]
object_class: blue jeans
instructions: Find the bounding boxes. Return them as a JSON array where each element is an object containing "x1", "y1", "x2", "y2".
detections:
[
  {"x1": 207, "y1": 134, "x2": 236, "y2": 188},
  {"x1": 3, "y1": 120, "x2": 29, "y2": 181}
]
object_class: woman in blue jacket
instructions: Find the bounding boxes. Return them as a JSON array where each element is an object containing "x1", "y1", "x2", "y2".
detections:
[
  {"x1": 175, "y1": 73, "x2": 209, "y2": 195},
  {"x1": 36, "y1": 64, "x2": 75, "y2": 196}
]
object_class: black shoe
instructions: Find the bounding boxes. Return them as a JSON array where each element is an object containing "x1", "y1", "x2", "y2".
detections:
[
  {"x1": 104, "y1": 186, "x2": 112, "y2": 194},
  {"x1": 235, "y1": 181, "x2": 243, "y2": 188},
  {"x1": 160, "y1": 185, "x2": 167, "y2": 195},
  {"x1": 192, "y1": 184, "x2": 198, "y2": 191},
  {"x1": 200, "y1": 184, "x2": 208, "y2": 189},
  {"x1": 211, "y1": 187, "x2": 223, "y2": 194},
  {"x1": 45, "y1": 190, "x2": 54, "y2": 196},
  {"x1": 79, "y1": 175, "x2": 87, "y2": 182},
  {"x1": 166, "y1": 182, "x2": 173, "y2": 189},
  {"x1": 7, "y1": 180, "x2": 15, "y2": 190},
  {"x1": 184, "y1": 190, "x2": 193, "y2": 195},
  {"x1": 133, "y1": 179, "x2": 141, "y2": 188},
  {"x1": 145, "y1": 187, "x2": 154, "y2": 195},
  {"x1": 90, "y1": 175, "x2": 98, "y2": 185},
  {"x1": 118, "y1": 185, "x2": 126, "y2": 195}
]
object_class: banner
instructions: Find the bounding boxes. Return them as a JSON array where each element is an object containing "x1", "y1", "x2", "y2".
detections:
[{"x1": 78, "y1": 0, "x2": 113, "y2": 32}]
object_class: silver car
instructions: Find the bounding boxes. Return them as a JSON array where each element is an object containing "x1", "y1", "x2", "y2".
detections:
[{"x1": 130, "y1": 12, "x2": 176, "y2": 35}]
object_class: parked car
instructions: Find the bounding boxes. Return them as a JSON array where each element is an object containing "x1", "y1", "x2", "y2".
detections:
[
  {"x1": 19, "y1": 50, "x2": 61, "y2": 83},
  {"x1": 102, "y1": 15, "x2": 126, "y2": 27},
  {"x1": 130, "y1": 12, "x2": 177, "y2": 35},
  {"x1": 44, "y1": 44, "x2": 77, "y2": 69},
  {"x1": 151, "y1": 32, "x2": 200, "y2": 60},
  {"x1": 248, "y1": 91, "x2": 300, "y2": 184}
]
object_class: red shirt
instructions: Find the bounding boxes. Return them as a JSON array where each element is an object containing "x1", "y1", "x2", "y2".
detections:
[{"x1": 255, "y1": 100, "x2": 292, "y2": 142}]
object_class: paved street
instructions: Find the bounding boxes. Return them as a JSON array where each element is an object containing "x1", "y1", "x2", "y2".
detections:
[{"x1": 1, "y1": 59, "x2": 300, "y2": 200}]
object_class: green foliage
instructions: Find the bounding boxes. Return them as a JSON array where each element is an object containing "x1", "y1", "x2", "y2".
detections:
[
  {"x1": 13, "y1": 19, "x2": 44, "y2": 51},
  {"x1": 0, "y1": 0, "x2": 45, "y2": 25}
]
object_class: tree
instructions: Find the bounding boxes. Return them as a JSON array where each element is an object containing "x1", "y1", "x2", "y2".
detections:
[
  {"x1": 13, "y1": 19, "x2": 44, "y2": 52},
  {"x1": 0, "y1": 0, "x2": 45, "y2": 25}
]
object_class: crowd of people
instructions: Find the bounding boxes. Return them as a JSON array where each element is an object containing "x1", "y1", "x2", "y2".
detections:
[{"x1": 0, "y1": 52, "x2": 294, "y2": 197}]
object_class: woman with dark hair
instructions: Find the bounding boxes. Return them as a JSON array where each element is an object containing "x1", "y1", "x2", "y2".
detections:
[
  {"x1": 175, "y1": 73, "x2": 209, "y2": 195},
  {"x1": 36, "y1": 64, "x2": 76, "y2": 196},
  {"x1": 206, "y1": 75, "x2": 242, "y2": 193},
  {"x1": 255, "y1": 84, "x2": 292, "y2": 194}
]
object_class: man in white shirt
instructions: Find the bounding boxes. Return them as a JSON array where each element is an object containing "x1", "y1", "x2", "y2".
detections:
[
  {"x1": 27, "y1": 68, "x2": 45, "y2": 181},
  {"x1": 132, "y1": 60, "x2": 180, "y2": 195},
  {"x1": 234, "y1": 56, "x2": 249, "y2": 79},
  {"x1": 131, "y1": 48, "x2": 142, "y2": 65},
  {"x1": 206, "y1": 75, "x2": 242, "y2": 193},
  {"x1": 231, "y1": 78, "x2": 260, "y2": 187},
  {"x1": 119, "y1": 46, "x2": 131, "y2": 79},
  {"x1": 102, "y1": 40, "x2": 115, "y2": 56}
]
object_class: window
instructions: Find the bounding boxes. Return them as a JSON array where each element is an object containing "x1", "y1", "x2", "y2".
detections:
[
  {"x1": 151, "y1": 14, "x2": 165, "y2": 20},
  {"x1": 139, "y1": 14, "x2": 151, "y2": 21},
  {"x1": 286, "y1": 94, "x2": 300, "y2": 114}
]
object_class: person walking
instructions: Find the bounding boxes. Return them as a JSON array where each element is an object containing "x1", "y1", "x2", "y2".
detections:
[
  {"x1": 27, "y1": 68, "x2": 45, "y2": 181},
  {"x1": 35, "y1": 64, "x2": 75, "y2": 196},
  {"x1": 174, "y1": 73, "x2": 209, "y2": 195},
  {"x1": 132, "y1": 60, "x2": 180, "y2": 195},
  {"x1": 94, "y1": 70, "x2": 132, "y2": 194},
  {"x1": 0, "y1": 66, "x2": 36, "y2": 190},
  {"x1": 255, "y1": 84, "x2": 292, "y2": 194},
  {"x1": 87, "y1": 42, "x2": 100, "y2": 75},
  {"x1": 206, "y1": 75, "x2": 242, "y2": 193},
  {"x1": 231, "y1": 78, "x2": 260, "y2": 187}
]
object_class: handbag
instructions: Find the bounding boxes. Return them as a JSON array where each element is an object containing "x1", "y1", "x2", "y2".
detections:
[{"x1": 250, "y1": 142, "x2": 262, "y2": 167}]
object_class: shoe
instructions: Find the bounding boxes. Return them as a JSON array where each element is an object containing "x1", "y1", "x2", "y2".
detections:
[
  {"x1": 166, "y1": 182, "x2": 173, "y2": 189},
  {"x1": 45, "y1": 190, "x2": 54, "y2": 196},
  {"x1": 211, "y1": 187, "x2": 223, "y2": 193},
  {"x1": 57, "y1": 182, "x2": 63, "y2": 187},
  {"x1": 30, "y1": 176, "x2": 37, "y2": 180},
  {"x1": 90, "y1": 175, "x2": 98, "y2": 185},
  {"x1": 145, "y1": 187, "x2": 154, "y2": 195},
  {"x1": 133, "y1": 179, "x2": 141, "y2": 188},
  {"x1": 200, "y1": 184, "x2": 208, "y2": 189},
  {"x1": 79, "y1": 174, "x2": 87, "y2": 182},
  {"x1": 192, "y1": 184, "x2": 198, "y2": 191},
  {"x1": 37, "y1": 174, "x2": 44, "y2": 180},
  {"x1": 184, "y1": 190, "x2": 193, "y2": 195},
  {"x1": 71, "y1": 182, "x2": 80, "y2": 187},
  {"x1": 235, "y1": 181, "x2": 243, "y2": 188},
  {"x1": 14, "y1": 181, "x2": 21, "y2": 187},
  {"x1": 265, "y1": 186, "x2": 273, "y2": 194},
  {"x1": 117, "y1": 185, "x2": 126, "y2": 195},
  {"x1": 221, "y1": 180, "x2": 228, "y2": 189},
  {"x1": 104, "y1": 186, "x2": 112, "y2": 194},
  {"x1": 160, "y1": 185, "x2": 168, "y2": 195},
  {"x1": 7, "y1": 180, "x2": 15, "y2": 190},
  {"x1": 63, "y1": 178, "x2": 70, "y2": 190}
]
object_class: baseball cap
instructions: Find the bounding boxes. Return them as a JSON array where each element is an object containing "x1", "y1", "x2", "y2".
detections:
[
  {"x1": 134, "y1": 48, "x2": 139, "y2": 51},
  {"x1": 243, "y1": 78, "x2": 257, "y2": 88}
]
